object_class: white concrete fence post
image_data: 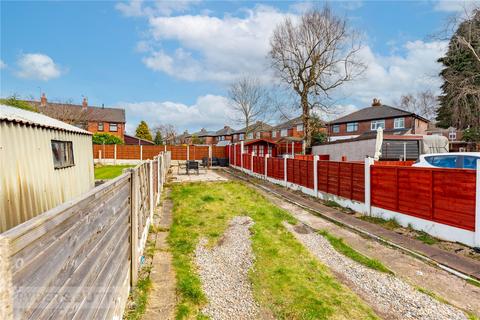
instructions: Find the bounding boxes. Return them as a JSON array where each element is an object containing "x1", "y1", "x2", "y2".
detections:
[
  {"x1": 313, "y1": 155, "x2": 319, "y2": 196},
  {"x1": 99, "y1": 150, "x2": 102, "y2": 164},
  {"x1": 157, "y1": 155, "x2": 161, "y2": 203},
  {"x1": 208, "y1": 145, "x2": 212, "y2": 168},
  {"x1": 240, "y1": 141, "x2": 244, "y2": 170},
  {"x1": 114, "y1": 144, "x2": 117, "y2": 165},
  {"x1": 149, "y1": 160, "x2": 154, "y2": 220},
  {"x1": 140, "y1": 145, "x2": 143, "y2": 161},
  {"x1": 264, "y1": 154, "x2": 269, "y2": 179},
  {"x1": 364, "y1": 157, "x2": 374, "y2": 216},
  {"x1": 284, "y1": 155, "x2": 288, "y2": 187},
  {"x1": 291, "y1": 142, "x2": 294, "y2": 157},
  {"x1": 186, "y1": 145, "x2": 190, "y2": 161},
  {"x1": 164, "y1": 145, "x2": 167, "y2": 152},
  {"x1": 475, "y1": 159, "x2": 480, "y2": 248},
  {"x1": 233, "y1": 143, "x2": 237, "y2": 167},
  {"x1": 251, "y1": 152, "x2": 255, "y2": 173}
]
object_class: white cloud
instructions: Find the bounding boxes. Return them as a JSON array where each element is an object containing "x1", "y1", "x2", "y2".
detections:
[
  {"x1": 0, "y1": 60, "x2": 6, "y2": 69},
  {"x1": 141, "y1": 5, "x2": 293, "y2": 82},
  {"x1": 433, "y1": 0, "x2": 478, "y2": 13},
  {"x1": 122, "y1": 94, "x2": 233, "y2": 134},
  {"x1": 338, "y1": 40, "x2": 448, "y2": 106},
  {"x1": 116, "y1": 0, "x2": 200, "y2": 17},
  {"x1": 16, "y1": 53, "x2": 62, "y2": 81}
]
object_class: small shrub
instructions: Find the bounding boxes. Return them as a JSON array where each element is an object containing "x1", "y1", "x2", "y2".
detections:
[{"x1": 92, "y1": 132, "x2": 124, "y2": 145}]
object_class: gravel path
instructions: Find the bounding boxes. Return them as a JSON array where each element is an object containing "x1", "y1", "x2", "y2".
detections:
[
  {"x1": 195, "y1": 216, "x2": 259, "y2": 320},
  {"x1": 285, "y1": 222, "x2": 467, "y2": 320}
]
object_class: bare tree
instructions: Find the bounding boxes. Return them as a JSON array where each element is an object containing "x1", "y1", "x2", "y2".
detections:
[
  {"x1": 397, "y1": 90, "x2": 438, "y2": 121},
  {"x1": 155, "y1": 124, "x2": 177, "y2": 145},
  {"x1": 228, "y1": 76, "x2": 271, "y2": 139},
  {"x1": 269, "y1": 5, "x2": 365, "y2": 148}
]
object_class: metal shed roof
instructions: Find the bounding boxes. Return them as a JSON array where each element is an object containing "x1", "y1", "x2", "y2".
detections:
[{"x1": 0, "y1": 104, "x2": 92, "y2": 135}]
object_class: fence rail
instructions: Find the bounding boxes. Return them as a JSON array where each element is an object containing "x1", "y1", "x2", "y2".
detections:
[
  {"x1": 0, "y1": 152, "x2": 171, "y2": 319},
  {"x1": 230, "y1": 153, "x2": 479, "y2": 247}
]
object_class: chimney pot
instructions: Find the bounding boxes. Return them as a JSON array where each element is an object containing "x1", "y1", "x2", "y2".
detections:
[
  {"x1": 82, "y1": 97, "x2": 88, "y2": 110},
  {"x1": 372, "y1": 98, "x2": 382, "y2": 107},
  {"x1": 40, "y1": 93, "x2": 47, "y2": 107}
]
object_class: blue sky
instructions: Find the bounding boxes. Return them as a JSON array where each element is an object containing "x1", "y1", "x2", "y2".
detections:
[{"x1": 0, "y1": 1, "x2": 472, "y2": 134}]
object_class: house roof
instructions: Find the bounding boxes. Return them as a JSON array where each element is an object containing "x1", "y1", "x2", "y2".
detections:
[
  {"x1": 26, "y1": 100, "x2": 126, "y2": 123},
  {"x1": 215, "y1": 126, "x2": 236, "y2": 136},
  {"x1": 273, "y1": 116, "x2": 303, "y2": 130},
  {"x1": 235, "y1": 121, "x2": 273, "y2": 133},
  {"x1": 329, "y1": 104, "x2": 428, "y2": 125},
  {"x1": 0, "y1": 104, "x2": 91, "y2": 135}
]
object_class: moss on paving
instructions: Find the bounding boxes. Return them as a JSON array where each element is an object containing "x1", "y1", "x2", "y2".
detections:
[
  {"x1": 319, "y1": 230, "x2": 393, "y2": 274},
  {"x1": 94, "y1": 165, "x2": 134, "y2": 180},
  {"x1": 168, "y1": 181, "x2": 379, "y2": 319}
]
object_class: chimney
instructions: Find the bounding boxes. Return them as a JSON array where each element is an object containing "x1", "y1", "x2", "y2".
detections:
[
  {"x1": 372, "y1": 98, "x2": 382, "y2": 107},
  {"x1": 40, "y1": 93, "x2": 47, "y2": 107},
  {"x1": 82, "y1": 97, "x2": 88, "y2": 110}
]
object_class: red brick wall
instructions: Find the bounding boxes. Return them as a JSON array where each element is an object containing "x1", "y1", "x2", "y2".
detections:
[{"x1": 88, "y1": 121, "x2": 125, "y2": 139}]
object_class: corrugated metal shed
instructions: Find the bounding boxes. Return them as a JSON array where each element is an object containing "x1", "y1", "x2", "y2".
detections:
[
  {"x1": 1, "y1": 105, "x2": 94, "y2": 233},
  {"x1": 0, "y1": 104, "x2": 91, "y2": 134}
]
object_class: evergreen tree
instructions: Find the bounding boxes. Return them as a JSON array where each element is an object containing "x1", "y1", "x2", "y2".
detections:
[
  {"x1": 436, "y1": 10, "x2": 480, "y2": 133},
  {"x1": 154, "y1": 130, "x2": 163, "y2": 145},
  {"x1": 135, "y1": 120, "x2": 153, "y2": 141}
]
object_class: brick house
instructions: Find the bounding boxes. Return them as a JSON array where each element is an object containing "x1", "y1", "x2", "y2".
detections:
[
  {"x1": 27, "y1": 93, "x2": 126, "y2": 140},
  {"x1": 271, "y1": 116, "x2": 304, "y2": 140},
  {"x1": 327, "y1": 99, "x2": 429, "y2": 141},
  {"x1": 232, "y1": 121, "x2": 273, "y2": 143}
]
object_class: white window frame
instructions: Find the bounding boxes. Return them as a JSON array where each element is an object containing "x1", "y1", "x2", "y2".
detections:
[
  {"x1": 247, "y1": 132, "x2": 253, "y2": 139},
  {"x1": 281, "y1": 129, "x2": 288, "y2": 137},
  {"x1": 256, "y1": 132, "x2": 260, "y2": 139},
  {"x1": 109, "y1": 123, "x2": 118, "y2": 132},
  {"x1": 448, "y1": 131, "x2": 456, "y2": 141},
  {"x1": 296, "y1": 124, "x2": 304, "y2": 132},
  {"x1": 371, "y1": 120, "x2": 385, "y2": 130},
  {"x1": 259, "y1": 145, "x2": 264, "y2": 156},
  {"x1": 394, "y1": 117, "x2": 405, "y2": 129},
  {"x1": 332, "y1": 125, "x2": 340, "y2": 133},
  {"x1": 272, "y1": 131, "x2": 277, "y2": 138},
  {"x1": 346, "y1": 122, "x2": 358, "y2": 132},
  {"x1": 239, "y1": 134, "x2": 244, "y2": 140}
]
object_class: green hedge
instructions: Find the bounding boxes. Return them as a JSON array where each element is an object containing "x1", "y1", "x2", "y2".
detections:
[{"x1": 92, "y1": 133, "x2": 124, "y2": 145}]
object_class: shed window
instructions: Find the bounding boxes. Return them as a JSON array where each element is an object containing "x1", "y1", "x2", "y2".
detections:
[
  {"x1": 259, "y1": 145, "x2": 264, "y2": 156},
  {"x1": 110, "y1": 123, "x2": 118, "y2": 132},
  {"x1": 51, "y1": 140, "x2": 74, "y2": 169},
  {"x1": 98, "y1": 122, "x2": 104, "y2": 131}
]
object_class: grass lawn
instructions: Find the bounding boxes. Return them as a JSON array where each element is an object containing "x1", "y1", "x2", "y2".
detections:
[
  {"x1": 94, "y1": 165, "x2": 134, "y2": 180},
  {"x1": 168, "y1": 181, "x2": 378, "y2": 319}
]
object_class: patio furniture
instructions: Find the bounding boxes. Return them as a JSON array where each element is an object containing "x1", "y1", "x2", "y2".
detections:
[
  {"x1": 186, "y1": 160, "x2": 199, "y2": 175},
  {"x1": 177, "y1": 161, "x2": 187, "y2": 174}
]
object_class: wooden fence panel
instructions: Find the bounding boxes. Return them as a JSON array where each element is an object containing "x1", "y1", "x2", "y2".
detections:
[
  {"x1": 317, "y1": 161, "x2": 329, "y2": 193},
  {"x1": 287, "y1": 159, "x2": 295, "y2": 183},
  {"x1": 327, "y1": 162, "x2": 340, "y2": 196},
  {"x1": 243, "y1": 154, "x2": 251, "y2": 170},
  {"x1": 142, "y1": 146, "x2": 164, "y2": 159},
  {"x1": 117, "y1": 145, "x2": 141, "y2": 160},
  {"x1": 338, "y1": 162, "x2": 353, "y2": 199},
  {"x1": 212, "y1": 146, "x2": 227, "y2": 159},
  {"x1": 352, "y1": 163, "x2": 365, "y2": 202}
]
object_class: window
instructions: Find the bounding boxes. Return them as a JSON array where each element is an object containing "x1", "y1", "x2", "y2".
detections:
[
  {"x1": 281, "y1": 129, "x2": 288, "y2": 137},
  {"x1": 109, "y1": 123, "x2": 118, "y2": 132},
  {"x1": 98, "y1": 122, "x2": 104, "y2": 131},
  {"x1": 448, "y1": 131, "x2": 457, "y2": 141},
  {"x1": 463, "y1": 156, "x2": 479, "y2": 169},
  {"x1": 371, "y1": 120, "x2": 385, "y2": 130},
  {"x1": 272, "y1": 131, "x2": 277, "y2": 138},
  {"x1": 256, "y1": 132, "x2": 260, "y2": 139},
  {"x1": 239, "y1": 133, "x2": 244, "y2": 140},
  {"x1": 268, "y1": 145, "x2": 272, "y2": 155},
  {"x1": 247, "y1": 132, "x2": 253, "y2": 139},
  {"x1": 297, "y1": 124, "x2": 304, "y2": 132},
  {"x1": 259, "y1": 145, "x2": 264, "y2": 156},
  {"x1": 346, "y1": 122, "x2": 358, "y2": 132},
  {"x1": 394, "y1": 117, "x2": 405, "y2": 129},
  {"x1": 425, "y1": 155, "x2": 458, "y2": 169},
  {"x1": 332, "y1": 125, "x2": 340, "y2": 133},
  {"x1": 51, "y1": 140, "x2": 74, "y2": 169}
]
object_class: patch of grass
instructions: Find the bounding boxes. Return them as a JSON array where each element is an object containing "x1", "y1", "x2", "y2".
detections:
[
  {"x1": 169, "y1": 181, "x2": 378, "y2": 319},
  {"x1": 94, "y1": 165, "x2": 134, "y2": 179},
  {"x1": 466, "y1": 278, "x2": 480, "y2": 288},
  {"x1": 416, "y1": 286, "x2": 449, "y2": 305},
  {"x1": 124, "y1": 277, "x2": 152, "y2": 320},
  {"x1": 359, "y1": 215, "x2": 401, "y2": 230},
  {"x1": 415, "y1": 231, "x2": 439, "y2": 245},
  {"x1": 319, "y1": 230, "x2": 393, "y2": 274},
  {"x1": 468, "y1": 312, "x2": 480, "y2": 320},
  {"x1": 323, "y1": 200, "x2": 342, "y2": 209}
]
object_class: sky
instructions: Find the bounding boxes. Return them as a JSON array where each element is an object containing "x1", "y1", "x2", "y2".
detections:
[{"x1": 0, "y1": 0, "x2": 475, "y2": 134}]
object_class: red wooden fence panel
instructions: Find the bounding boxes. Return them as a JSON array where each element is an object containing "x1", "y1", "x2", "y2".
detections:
[
  {"x1": 287, "y1": 159, "x2": 295, "y2": 183},
  {"x1": 371, "y1": 166, "x2": 476, "y2": 231},
  {"x1": 352, "y1": 163, "x2": 365, "y2": 202},
  {"x1": 327, "y1": 162, "x2": 340, "y2": 196},
  {"x1": 243, "y1": 154, "x2": 251, "y2": 170}
]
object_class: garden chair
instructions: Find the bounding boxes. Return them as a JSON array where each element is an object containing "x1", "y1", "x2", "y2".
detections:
[{"x1": 186, "y1": 160, "x2": 199, "y2": 175}]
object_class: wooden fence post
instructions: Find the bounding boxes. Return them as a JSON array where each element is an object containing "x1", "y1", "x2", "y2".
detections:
[
  {"x1": 284, "y1": 155, "x2": 288, "y2": 187},
  {"x1": 0, "y1": 236, "x2": 13, "y2": 320},
  {"x1": 264, "y1": 154, "x2": 269, "y2": 179},
  {"x1": 130, "y1": 169, "x2": 139, "y2": 285},
  {"x1": 364, "y1": 157, "x2": 374, "y2": 216},
  {"x1": 475, "y1": 159, "x2": 480, "y2": 248},
  {"x1": 149, "y1": 160, "x2": 154, "y2": 220},
  {"x1": 313, "y1": 155, "x2": 319, "y2": 196}
]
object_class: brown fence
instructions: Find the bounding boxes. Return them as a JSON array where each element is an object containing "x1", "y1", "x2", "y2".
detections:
[
  {"x1": 0, "y1": 152, "x2": 171, "y2": 319},
  {"x1": 93, "y1": 144, "x2": 228, "y2": 161}
]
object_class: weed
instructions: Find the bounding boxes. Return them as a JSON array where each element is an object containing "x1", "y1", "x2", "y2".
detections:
[
  {"x1": 415, "y1": 231, "x2": 439, "y2": 245},
  {"x1": 359, "y1": 216, "x2": 401, "y2": 230}
]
